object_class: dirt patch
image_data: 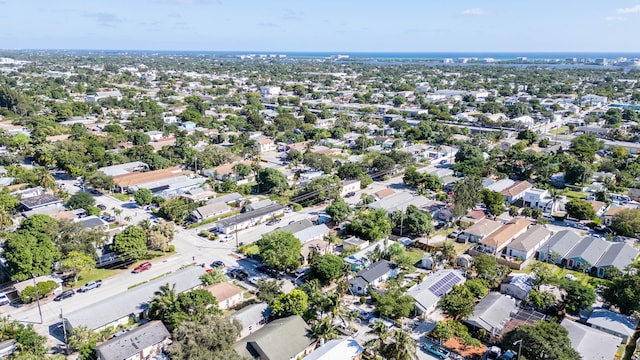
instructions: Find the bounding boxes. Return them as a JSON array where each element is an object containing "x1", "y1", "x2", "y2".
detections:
[{"x1": 444, "y1": 337, "x2": 487, "y2": 358}]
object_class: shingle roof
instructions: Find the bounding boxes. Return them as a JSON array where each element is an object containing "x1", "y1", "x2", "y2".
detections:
[
  {"x1": 19, "y1": 194, "x2": 61, "y2": 210},
  {"x1": 543, "y1": 230, "x2": 583, "y2": 258},
  {"x1": 481, "y1": 218, "x2": 531, "y2": 249},
  {"x1": 465, "y1": 292, "x2": 516, "y2": 333},
  {"x1": 229, "y1": 302, "x2": 271, "y2": 334},
  {"x1": 508, "y1": 225, "x2": 551, "y2": 252},
  {"x1": 113, "y1": 166, "x2": 189, "y2": 188},
  {"x1": 191, "y1": 202, "x2": 231, "y2": 220},
  {"x1": 205, "y1": 282, "x2": 243, "y2": 302},
  {"x1": 561, "y1": 319, "x2": 621, "y2": 360},
  {"x1": 94, "y1": 321, "x2": 170, "y2": 360},
  {"x1": 355, "y1": 260, "x2": 397, "y2": 284},
  {"x1": 501, "y1": 181, "x2": 533, "y2": 197},
  {"x1": 595, "y1": 242, "x2": 638, "y2": 271},
  {"x1": 303, "y1": 337, "x2": 364, "y2": 360},
  {"x1": 407, "y1": 270, "x2": 466, "y2": 313},
  {"x1": 234, "y1": 315, "x2": 314, "y2": 360},
  {"x1": 217, "y1": 204, "x2": 284, "y2": 227},
  {"x1": 463, "y1": 218, "x2": 502, "y2": 238},
  {"x1": 587, "y1": 307, "x2": 638, "y2": 339},
  {"x1": 566, "y1": 236, "x2": 610, "y2": 265}
]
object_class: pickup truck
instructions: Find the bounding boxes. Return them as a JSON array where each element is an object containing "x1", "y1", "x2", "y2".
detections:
[{"x1": 78, "y1": 280, "x2": 102, "y2": 293}]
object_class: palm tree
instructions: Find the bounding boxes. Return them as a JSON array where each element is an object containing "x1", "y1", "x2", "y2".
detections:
[
  {"x1": 321, "y1": 292, "x2": 341, "y2": 319},
  {"x1": 124, "y1": 215, "x2": 132, "y2": 223},
  {"x1": 383, "y1": 329, "x2": 418, "y2": 360},
  {"x1": 148, "y1": 283, "x2": 178, "y2": 322},
  {"x1": 35, "y1": 167, "x2": 56, "y2": 191},
  {"x1": 364, "y1": 320, "x2": 389, "y2": 357},
  {"x1": 112, "y1": 207, "x2": 123, "y2": 223},
  {"x1": 310, "y1": 317, "x2": 340, "y2": 342}
]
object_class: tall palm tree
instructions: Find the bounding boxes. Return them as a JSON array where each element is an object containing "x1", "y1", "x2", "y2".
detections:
[
  {"x1": 112, "y1": 207, "x2": 123, "y2": 223},
  {"x1": 364, "y1": 320, "x2": 389, "y2": 357},
  {"x1": 383, "y1": 329, "x2": 418, "y2": 360},
  {"x1": 35, "y1": 167, "x2": 56, "y2": 191},
  {"x1": 310, "y1": 317, "x2": 340, "y2": 342},
  {"x1": 148, "y1": 283, "x2": 178, "y2": 322}
]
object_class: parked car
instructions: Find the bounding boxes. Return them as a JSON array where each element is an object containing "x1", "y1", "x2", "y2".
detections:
[
  {"x1": 345, "y1": 192, "x2": 356, "y2": 198},
  {"x1": 423, "y1": 344, "x2": 450, "y2": 359},
  {"x1": 440, "y1": 159, "x2": 447, "y2": 164},
  {"x1": 228, "y1": 268, "x2": 249, "y2": 281},
  {"x1": 256, "y1": 265, "x2": 283, "y2": 278},
  {"x1": 78, "y1": 280, "x2": 102, "y2": 293},
  {"x1": 101, "y1": 215, "x2": 116, "y2": 222},
  {"x1": 266, "y1": 218, "x2": 282, "y2": 226},
  {"x1": 485, "y1": 346, "x2": 502, "y2": 360},
  {"x1": 220, "y1": 234, "x2": 234, "y2": 243},
  {"x1": 294, "y1": 267, "x2": 310, "y2": 277},
  {"x1": 97, "y1": 204, "x2": 107, "y2": 211},
  {"x1": 564, "y1": 273, "x2": 577, "y2": 281},
  {"x1": 54, "y1": 290, "x2": 75, "y2": 302},
  {"x1": 0, "y1": 292, "x2": 10, "y2": 306},
  {"x1": 211, "y1": 260, "x2": 226, "y2": 268},
  {"x1": 133, "y1": 262, "x2": 152, "y2": 273},
  {"x1": 448, "y1": 229, "x2": 462, "y2": 238}
]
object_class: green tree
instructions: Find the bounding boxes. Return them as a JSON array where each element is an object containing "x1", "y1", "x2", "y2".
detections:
[
  {"x1": 84, "y1": 171, "x2": 114, "y2": 191},
  {"x1": 560, "y1": 279, "x2": 596, "y2": 314},
  {"x1": 383, "y1": 329, "x2": 418, "y2": 360},
  {"x1": 4, "y1": 231, "x2": 60, "y2": 281},
  {"x1": 472, "y1": 254, "x2": 508, "y2": 287},
  {"x1": 517, "y1": 129, "x2": 538, "y2": 145},
  {"x1": 61, "y1": 251, "x2": 96, "y2": 282},
  {"x1": 233, "y1": 163, "x2": 252, "y2": 179},
  {"x1": 134, "y1": 188, "x2": 153, "y2": 206},
  {"x1": 68, "y1": 325, "x2": 110, "y2": 360},
  {"x1": 311, "y1": 317, "x2": 340, "y2": 342},
  {"x1": 464, "y1": 278, "x2": 490, "y2": 299},
  {"x1": 0, "y1": 318, "x2": 46, "y2": 357},
  {"x1": 439, "y1": 284, "x2": 476, "y2": 320},
  {"x1": 610, "y1": 208, "x2": 640, "y2": 237},
  {"x1": 565, "y1": 199, "x2": 595, "y2": 220},
  {"x1": 481, "y1": 188, "x2": 506, "y2": 217},
  {"x1": 452, "y1": 177, "x2": 482, "y2": 219},
  {"x1": 112, "y1": 225, "x2": 148, "y2": 260},
  {"x1": 500, "y1": 321, "x2": 581, "y2": 360},
  {"x1": 401, "y1": 205, "x2": 434, "y2": 237},
  {"x1": 570, "y1": 133, "x2": 604, "y2": 162},
  {"x1": 200, "y1": 268, "x2": 228, "y2": 285},
  {"x1": 66, "y1": 191, "x2": 95, "y2": 210},
  {"x1": 257, "y1": 167, "x2": 288, "y2": 194},
  {"x1": 365, "y1": 320, "x2": 390, "y2": 356},
  {"x1": 325, "y1": 199, "x2": 352, "y2": 224},
  {"x1": 168, "y1": 314, "x2": 244, "y2": 360},
  {"x1": 297, "y1": 176, "x2": 342, "y2": 206},
  {"x1": 255, "y1": 278, "x2": 283, "y2": 304},
  {"x1": 309, "y1": 254, "x2": 347, "y2": 285},
  {"x1": 371, "y1": 288, "x2": 415, "y2": 320},
  {"x1": 271, "y1": 289, "x2": 309, "y2": 318},
  {"x1": 257, "y1": 230, "x2": 302, "y2": 271},
  {"x1": 454, "y1": 143, "x2": 486, "y2": 177},
  {"x1": 347, "y1": 209, "x2": 392, "y2": 241},
  {"x1": 603, "y1": 273, "x2": 640, "y2": 315}
]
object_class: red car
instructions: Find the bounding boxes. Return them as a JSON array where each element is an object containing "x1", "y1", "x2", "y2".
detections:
[{"x1": 133, "y1": 262, "x2": 152, "y2": 273}]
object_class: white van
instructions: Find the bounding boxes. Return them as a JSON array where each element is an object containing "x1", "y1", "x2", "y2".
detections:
[{"x1": 295, "y1": 267, "x2": 310, "y2": 277}]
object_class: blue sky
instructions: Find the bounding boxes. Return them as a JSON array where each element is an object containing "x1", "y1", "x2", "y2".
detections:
[{"x1": 1, "y1": 0, "x2": 640, "y2": 52}]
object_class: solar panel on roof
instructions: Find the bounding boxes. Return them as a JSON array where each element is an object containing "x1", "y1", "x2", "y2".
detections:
[{"x1": 428, "y1": 272, "x2": 461, "y2": 297}]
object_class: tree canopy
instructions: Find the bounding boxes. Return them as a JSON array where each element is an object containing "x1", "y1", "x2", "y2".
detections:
[
  {"x1": 111, "y1": 225, "x2": 148, "y2": 260},
  {"x1": 309, "y1": 254, "x2": 346, "y2": 285},
  {"x1": 347, "y1": 209, "x2": 392, "y2": 241},
  {"x1": 610, "y1": 208, "x2": 640, "y2": 237},
  {"x1": 500, "y1": 321, "x2": 581, "y2": 360},
  {"x1": 325, "y1": 199, "x2": 352, "y2": 223},
  {"x1": 565, "y1": 199, "x2": 595, "y2": 220},
  {"x1": 257, "y1": 230, "x2": 302, "y2": 271}
]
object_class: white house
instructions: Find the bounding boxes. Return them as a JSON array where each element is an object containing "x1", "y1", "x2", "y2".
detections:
[
  {"x1": 523, "y1": 188, "x2": 553, "y2": 211},
  {"x1": 259, "y1": 86, "x2": 281, "y2": 96},
  {"x1": 255, "y1": 138, "x2": 277, "y2": 153},
  {"x1": 349, "y1": 260, "x2": 398, "y2": 295}
]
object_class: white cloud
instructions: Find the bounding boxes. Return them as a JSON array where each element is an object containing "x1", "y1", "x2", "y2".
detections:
[
  {"x1": 462, "y1": 8, "x2": 491, "y2": 16},
  {"x1": 616, "y1": 5, "x2": 640, "y2": 14},
  {"x1": 604, "y1": 16, "x2": 624, "y2": 21}
]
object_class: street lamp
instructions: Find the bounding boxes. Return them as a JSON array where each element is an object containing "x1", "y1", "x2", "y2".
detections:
[{"x1": 514, "y1": 339, "x2": 523, "y2": 359}]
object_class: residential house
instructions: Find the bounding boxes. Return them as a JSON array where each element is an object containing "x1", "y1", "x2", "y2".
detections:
[
  {"x1": 594, "y1": 242, "x2": 639, "y2": 277},
  {"x1": 460, "y1": 210, "x2": 486, "y2": 226},
  {"x1": 255, "y1": 138, "x2": 277, "y2": 153},
  {"x1": 537, "y1": 230, "x2": 583, "y2": 263},
  {"x1": 587, "y1": 307, "x2": 638, "y2": 343},
  {"x1": 77, "y1": 216, "x2": 109, "y2": 231},
  {"x1": 229, "y1": 302, "x2": 271, "y2": 339},
  {"x1": 344, "y1": 240, "x2": 396, "y2": 271},
  {"x1": 407, "y1": 270, "x2": 466, "y2": 316},
  {"x1": 206, "y1": 192, "x2": 243, "y2": 207},
  {"x1": 112, "y1": 166, "x2": 190, "y2": 193},
  {"x1": 564, "y1": 236, "x2": 610, "y2": 270},
  {"x1": 484, "y1": 179, "x2": 515, "y2": 193},
  {"x1": 505, "y1": 225, "x2": 552, "y2": 261},
  {"x1": 190, "y1": 202, "x2": 232, "y2": 222},
  {"x1": 301, "y1": 238, "x2": 332, "y2": 265},
  {"x1": 456, "y1": 254, "x2": 473, "y2": 268},
  {"x1": 205, "y1": 282, "x2": 244, "y2": 310},
  {"x1": 561, "y1": 319, "x2": 621, "y2": 360},
  {"x1": 277, "y1": 219, "x2": 330, "y2": 244},
  {"x1": 214, "y1": 204, "x2": 284, "y2": 234},
  {"x1": 585, "y1": 200, "x2": 607, "y2": 217},
  {"x1": 94, "y1": 321, "x2": 170, "y2": 360},
  {"x1": 479, "y1": 218, "x2": 531, "y2": 255},
  {"x1": 97, "y1": 161, "x2": 148, "y2": 177},
  {"x1": 465, "y1": 292, "x2": 517, "y2": 337},
  {"x1": 341, "y1": 179, "x2": 361, "y2": 197},
  {"x1": 458, "y1": 218, "x2": 502, "y2": 243},
  {"x1": 523, "y1": 188, "x2": 553, "y2": 211},
  {"x1": 368, "y1": 192, "x2": 431, "y2": 214},
  {"x1": 64, "y1": 266, "x2": 204, "y2": 332},
  {"x1": 234, "y1": 315, "x2": 315, "y2": 360},
  {"x1": 17, "y1": 193, "x2": 61, "y2": 212},
  {"x1": 342, "y1": 237, "x2": 369, "y2": 252},
  {"x1": 602, "y1": 206, "x2": 626, "y2": 226},
  {"x1": 303, "y1": 337, "x2": 364, "y2": 360},
  {"x1": 501, "y1": 181, "x2": 533, "y2": 204},
  {"x1": 349, "y1": 260, "x2": 398, "y2": 295},
  {"x1": 499, "y1": 274, "x2": 533, "y2": 300},
  {"x1": 203, "y1": 160, "x2": 253, "y2": 182},
  {"x1": 182, "y1": 188, "x2": 216, "y2": 202},
  {"x1": 244, "y1": 199, "x2": 277, "y2": 212}
]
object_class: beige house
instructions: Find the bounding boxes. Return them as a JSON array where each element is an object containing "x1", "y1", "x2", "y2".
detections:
[
  {"x1": 206, "y1": 282, "x2": 244, "y2": 310},
  {"x1": 458, "y1": 218, "x2": 502, "y2": 243},
  {"x1": 480, "y1": 218, "x2": 531, "y2": 254}
]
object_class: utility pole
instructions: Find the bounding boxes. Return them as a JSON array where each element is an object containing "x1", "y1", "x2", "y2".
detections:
[
  {"x1": 61, "y1": 309, "x2": 68, "y2": 355},
  {"x1": 32, "y1": 275, "x2": 43, "y2": 324}
]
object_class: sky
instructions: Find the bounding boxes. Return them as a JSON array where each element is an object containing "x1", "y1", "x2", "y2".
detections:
[{"x1": 1, "y1": 0, "x2": 640, "y2": 52}]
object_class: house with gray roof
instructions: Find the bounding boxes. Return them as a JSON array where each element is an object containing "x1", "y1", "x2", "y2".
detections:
[
  {"x1": 215, "y1": 204, "x2": 284, "y2": 234},
  {"x1": 587, "y1": 307, "x2": 638, "y2": 343},
  {"x1": 94, "y1": 320, "x2": 170, "y2": 360},
  {"x1": 229, "y1": 302, "x2": 271, "y2": 339},
  {"x1": 505, "y1": 225, "x2": 551, "y2": 261},
  {"x1": 206, "y1": 192, "x2": 243, "y2": 206},
  {"x1": 368, "y1": 192, "x2": 431, "y2": 214},
  {"x1": 303, "y1": 336, "x2": 364, "y2": 360},
  {"x1": 465, "y1": 292, "x2": 517, "y2": 336},
  {"x1": 407, "y1": 269, "x2": 466, "y2": 315},
  {"x1": 499, "y1": 273, "x2": 533, "y2": 300},
  {"x1": 595, "y1": 242, "x2": 639, "y2": 277},
  {"x1": 537, "y1": 230, "x2": 582, "y2": 264},
  {"x1": 458, "y1": 218, "x2": 502, "y2": 243},
  {"x1": 234, "y1": 315, "x2": 315, "y2": 360},
  {"x1": 561, "y1": 318, "x2": 621, "y2": 360},
  {"x1": 349, "y1": 260, "x2": 398, "y2": 295},
  {"x1": 189, "y1": 201, "x2": 232, "y2": 222},
  {"x1": 565, "y1": 236, "x2": 611, "y2": 271},
  {"x1": 64, "y1": 266, "x2": 204, "y2": 332},
  {"x1": 18, "y1": 193, "x2": 61, "y2": 211}
]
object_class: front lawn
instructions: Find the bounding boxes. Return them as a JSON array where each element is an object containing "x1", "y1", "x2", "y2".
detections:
[{"x1": 77, "y1": 268, "x2": 121, "y2": 287}]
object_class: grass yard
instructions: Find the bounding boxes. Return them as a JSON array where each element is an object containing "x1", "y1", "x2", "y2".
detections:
[
  {"x1": 112, "y1": 193, "x2": 132, "y2": 201},
  {"x1": 453, "y1": 242, "x2": 473, "y2": 255},
  {"x1": 562, "y1": 190, "x2": 588, "y2": 200},
  {"x1": 405, "y1": 249, "x2": 425, "y2": 265},
  {"x1": 77, "y1": 268, "x2": 121, "y2": 287}
]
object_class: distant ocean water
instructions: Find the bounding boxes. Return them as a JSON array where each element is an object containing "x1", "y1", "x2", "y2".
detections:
[{"x1": 49, "y1": 49, "x2": 640, "y2": 61}]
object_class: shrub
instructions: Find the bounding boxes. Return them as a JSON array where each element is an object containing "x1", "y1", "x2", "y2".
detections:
[{"x1": 20, "y1": 280, "x2": 59, "y2": 303}]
